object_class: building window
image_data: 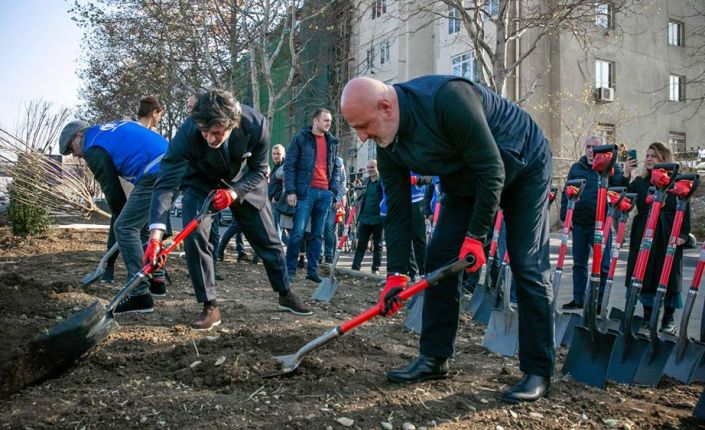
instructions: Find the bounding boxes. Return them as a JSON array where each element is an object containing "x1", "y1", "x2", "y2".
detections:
[
  {"x1": 669, "y1": 74, "x2": 685, "y2": 101},
  {"x1": 596, "y1": 123, "x2": 615, "y2": 145},
  {"x1": 380, "y1": 40, "x2": 390, "y2": 65},
  {"x1": 451, "y1": 52, "x2": 478, "y2": 81},
  {"x1": 372, "y1": 0, "x2": 387, "y2": 20},
  {"x1": 366, "y1": 47, "x2": 375, "y2": 72},
  {"x1": 595, "y1": 3, "x2": 613, "y2": 29},
  {"x1": 668, "y1": 20, "x2": 684, "y2": 46},
  {"x1": 485, "y1": 0, "x2": 499, "y2": 18},
  {"x1": 367, "y1": 141, "x2": 377, "y2": 159},
  {"x1": 448, "y1": 6, "x2": 461, "y2": 34},
  {"x1": 595, "y1": 59, "x2": 614, "y2": 88},
  {"x1": 669, "y1": 132, "x2": 686, "y2": 154}
]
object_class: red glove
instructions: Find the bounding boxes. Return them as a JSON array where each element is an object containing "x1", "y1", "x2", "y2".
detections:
[
  {"x1": 212, "y1": 189, "x2": 236, "y2": 211},
  {"x1": 143, "y1": 239, "x2": 167, "y2": 271},
  {"x1": 410, "y1": 176, "x2": 418, "y2": 186},
  {"x1": 379, "y1": 274, "x2": 407, "y2": 317},
  {"x1": 458, "y1": 236, "x2": 485, "y2": 273}
]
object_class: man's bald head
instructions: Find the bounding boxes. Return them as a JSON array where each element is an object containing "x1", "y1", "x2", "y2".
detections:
[{"x1": 340, "y1": 77, "x2": 399, "y2": 147}]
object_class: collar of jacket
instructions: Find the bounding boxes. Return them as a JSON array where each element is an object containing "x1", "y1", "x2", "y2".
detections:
[
  {"x1": 394, "y1": 85, "x2": 417, "y2": 137},
  {"x1": 301, "y1": 126, "x2": 336, "y2": 141}
]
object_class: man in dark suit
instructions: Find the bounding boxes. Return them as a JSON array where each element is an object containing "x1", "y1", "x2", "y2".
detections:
[{"x1": 145, "y1": 89, "x2": 312, "y2": 331}]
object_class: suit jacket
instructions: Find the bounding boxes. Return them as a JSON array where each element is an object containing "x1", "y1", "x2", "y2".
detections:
[{"x1": 149, "y1": 105, "x2": 269, "y2": 227}]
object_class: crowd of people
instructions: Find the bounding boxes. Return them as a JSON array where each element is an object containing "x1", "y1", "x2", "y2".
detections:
[{"x1": 58, "y1": 74, "x2": 698, "y2": 404}]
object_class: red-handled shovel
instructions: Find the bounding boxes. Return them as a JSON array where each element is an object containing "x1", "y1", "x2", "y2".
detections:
[
  {"x1": 271, "y1": 254, "x2": 476, "y2": 376},
  {"x1": 11, "y1": 192, "x2": 219, "y2": 391},
  {"x1": 465, "y1": 209, "x2": 504, "y2": 317},
  {"x1": 312, "y1": 197, "x2": 362, "y2": 302}
]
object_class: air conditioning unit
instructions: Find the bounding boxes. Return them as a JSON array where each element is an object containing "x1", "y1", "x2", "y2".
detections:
[{"x1": 596, "y1": 87, "x2": 614, "y2": 102}]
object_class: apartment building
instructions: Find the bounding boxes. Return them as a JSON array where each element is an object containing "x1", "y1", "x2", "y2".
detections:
[{"x1": 347, "y1": 0, "x2": 705, "y2": 178}]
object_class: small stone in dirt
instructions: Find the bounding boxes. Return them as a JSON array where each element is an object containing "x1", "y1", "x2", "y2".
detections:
[
  {"x1": 140, "y1": 416, "x2": 148, "y2": 423},
  {"x1": 215, "y1": 356, "x2": 226, "y2": 366},
  {"x1": 529, "y1": 412, "x2": 543, "y2": 420},
  {"x1": 603, "y1": 419, "x2": 620, "y2": 427},
  {"x1": 496, "y1": 426, "x2": 505, "y2": 430},
  {"x1": 346, "y1": 367, "x2": 356, "y2": 375},
  {"x1": 581, "y1": 413, "x2": 588, "y2": 421},
  {"x1": 190, "y1": 360, "x2": 202, "y2": 368},
  {"x1": 622, "y1": 423, "x2": 632, "y2": 430},
  {"x1": 480, "y1": 398, "x2": 489, "y2": 404},
  {"x1": 509, "y1": 410, "x2": 518, "y2": 419},
  {"x1": 380, "y1": 422, "x2": 393, "y2": 430},
  {"x1": 402, "y1": 422, "x2": 416, "y2": 430},
  {"x1": 336, "y1": 417, "x2": 354, "y2": 427}
]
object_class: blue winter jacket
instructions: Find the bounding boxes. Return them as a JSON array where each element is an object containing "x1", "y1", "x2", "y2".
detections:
[{"x1": 283, "y1": 127, "x2": 339, "y2": 199}]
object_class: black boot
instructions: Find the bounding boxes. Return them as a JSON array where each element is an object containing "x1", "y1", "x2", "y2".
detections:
[
  {"x1": 386, "y1": 355, "x2": 448, "y2": 383},
  {"x1": 502, "y1": 373, "x2": 551, "y2": 403}
]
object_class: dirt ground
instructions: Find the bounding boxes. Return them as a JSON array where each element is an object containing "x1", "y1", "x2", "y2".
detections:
[{"x1": 1, "y1": 227, "x2": 704, "y2": 429}]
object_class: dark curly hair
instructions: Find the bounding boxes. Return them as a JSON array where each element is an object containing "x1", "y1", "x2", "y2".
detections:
[{"x1": 191, "y1": 89, "x2": 242, "y2": 130}]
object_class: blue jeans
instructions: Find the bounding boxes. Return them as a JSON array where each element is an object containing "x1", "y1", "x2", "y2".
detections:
[
  {"x1": 114, "y1": 173, "x2": 156, "y2": 296},
  {"x1": 323, "y1": 204, "x2": 337, "y2": 259},
  {"x1": 285, "y1": 188, "x2": 333, "y2": 276},
  {"x1": 218, "y1": 219, "x2": 245, "y2": 255},
  {"x1": 571, "y1": 223, "x2": 612, "y2": 304}
]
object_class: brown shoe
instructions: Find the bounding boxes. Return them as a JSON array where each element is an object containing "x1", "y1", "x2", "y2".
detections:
[
  {"x1": 192, "y1": 305, "x2": 222, "y2": 331},
  {"x1": 278, "y1": 290, "x2": 313, "y2": 316}
]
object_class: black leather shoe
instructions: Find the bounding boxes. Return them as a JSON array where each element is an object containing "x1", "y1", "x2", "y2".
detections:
[
  {"x1": 387, "y1": 355, "x2": 448, "y2": 383},
  {"x1": 502, "y1": 373, "x2": 550, "y2": 403}
]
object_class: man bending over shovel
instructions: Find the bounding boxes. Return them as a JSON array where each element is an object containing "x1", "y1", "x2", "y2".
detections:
[
  {"x1": 59, "y1": 120, "x2": 168, "y2": 314},
  {"x1": 145, "y1": 89, "x2": 312, "y2": 331},
  {"x1": 341, "y1": 75, "x2": 554, "y2": 403}
]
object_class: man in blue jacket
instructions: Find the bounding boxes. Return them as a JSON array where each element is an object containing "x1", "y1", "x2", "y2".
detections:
[
  {"x1": 560, "y1": 135, "x2": 628, "y2": 310},
  {"x1": 341, "y1": 75, "x2": 553, "y2": 403},
  {"x1": 59, "y1": 120, "x2": 168, "y2": 313},
  {"x1": 283, "y1": 108, "x2": 340, "y2": 282}
]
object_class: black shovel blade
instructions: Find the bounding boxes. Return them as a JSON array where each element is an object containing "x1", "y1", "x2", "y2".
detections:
[
  {"x1": 311, "y1": 276, "x2": 339, "y2": 302},
  {"x1": 403, "y1": 291, "x2": 424, "y2": 333},
  {"x1": 80, "y1": 267, "x2": 106, "y2": 286},
  {"x1": 606, "y1": 333, "x2": 651, "y2": 384},
  {"x1": 608, "y1": 307, "x2": 644, "y2": 333},
  {"x1": 633, "y1": 339, "x2": 676, "y2": 387},
  {"x1": 8, "y1": 301, "x2": 117, "y2": 391},
  {"x1": 555, "y1": 312, "x2": 582, "y2": 347},
  {"x1": 481, "y1": 308, "x2": 519, "y2": 356},
  {"x1": 664, "y1": 339, "x2": 705, "y2": 384},
  {"x1": 471, "y1": 289, "x2": 496, "y2": 324},
  {"x1": 562, "y1": 325, "x2": 617, "y2": 388},
  {"x1": 464, "y1": 283, "x2": 486, "y2": 315}
]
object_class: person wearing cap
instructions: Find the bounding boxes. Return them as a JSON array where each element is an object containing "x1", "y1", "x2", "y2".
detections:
[
  {"x1": 341, "y1": 75, "x2": 553, "y2": 403},
  {"x1": 145, "y1": 89, "x2": 313, "y2": 332},
  {"x1": 59, "y1": 119, "x2": 168, "y2": 313}
]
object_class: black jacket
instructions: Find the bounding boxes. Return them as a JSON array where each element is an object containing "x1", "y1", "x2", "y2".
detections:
[
  {"x1": 268, "y1": 161, "x2": 285, "y2": 202},
  {"x1": 560, "y1": 156, "x2": 628, "y2": 227},
  {"x1": 625, "y1": 174, "x2": 691, "y2": 297},
  {"x1": 149, "y1": 105, "x2": 270, "y2": 226},
  {"x1": 283, "y1": 127, "x2": 339, "y2": 199}
]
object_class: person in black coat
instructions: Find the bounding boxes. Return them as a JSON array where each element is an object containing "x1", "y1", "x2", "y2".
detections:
[{"x1": 624, "y1": 142, "x2": 691, "y2": 334}]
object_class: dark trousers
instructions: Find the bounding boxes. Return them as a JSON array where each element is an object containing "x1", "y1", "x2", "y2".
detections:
[
  {"x1": 571, "y1": 223, "x2": 611, "y2": 304},
  {"x1": 421, "y1": 150, "x2": 554, "y2": 377},
  {"x1": 408, "y1": 200, "x2": 427, "y2": 277},
  {"x1": 182, "y1": 189, "x2": 288, "y2": 303},
  {"x1": 218, "y1": 219, "x2": 246, "y2": 255},
  {"x1": 351, "y1": 222, "x2": 384, "y2": 271}
]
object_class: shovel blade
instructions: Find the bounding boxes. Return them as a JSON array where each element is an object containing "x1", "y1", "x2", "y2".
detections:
[
  {"x1": 464, "y1": 284, "x2": 486, "y2": 315},
  {"x1": 472, "y1": 289, "x2": 497, "y2": 325},
  {"x1": 403, "y1": 292, "x2": 424, "y2": 333},
  {"x1": 606, "y1": 333, "x2": 651, "y2": 384},
  {"x1": 555, "y1": 312, "x2": 582, "y2": 348},
  {"x1": 311, "y1": 277, "x2": 339, "y2": 302},
  {"x1": 561, "y1": 325, "x2": 617, "y2": 389},
  {"x1": 695, "y1": 388, "x2": 705, "y2": 421},
  {"x1": 80, "y1": 267, "x2": 106, "y2": 286},
  {"x1": 481, "y1": 308, "x2": 519, "y2": 357},
  {"x1": 269, "y1": 353, "x2": 301, "y2": 377},
  {"x1": 664, "y1": 339, "x2": 705, "y2": 384},
  {"x1": 608, "y1": 307, "x2": 644, "y2": 333},
  {"x1": 7, "y1": 301, "x2": 117, "y2": 392},
  {"x1": 633, "y1": 339, "x2": 676, "y2": 387}
]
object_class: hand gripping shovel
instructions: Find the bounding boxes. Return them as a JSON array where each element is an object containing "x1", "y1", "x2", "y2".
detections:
[
  {"x1": 466, "y1": 209, "x2": 504, "y2": 324},
  {"x1": 553, "y1": 179, "x2": 586, "y2": 348},
  {"x1": 598, "y1": 192, "x2": 637, "y2": 333},
  {"x1": 271, "y1": 254, "x2": 476, "y2": 376},
  {"x1": 312, "y1": 198, "x2": 360, "y2": 302},
  {"x1": 634, "y1": 174, "x2": 699, "y2": 387},
  {"x1": 664, "y1": 240, "x2": 705, "y2": 384},
  {"x1": 605, "y1": 162, "x2": 679, "y2": 385},
  {"x1": 405, "y1": 200, "x2": 443, "y2": 332},
  {"x1": 481, "y1": 252, "x2": 518, "y2": 356},
  {"x1": 561, "y1": 144, "x2": 620, "y2": 388},
  {"x1": 81, "y1": 242, "x2": 120, "y2": 286},
  {"x1": 19, "y1": 193, "x2": 218, "y2": 387}
]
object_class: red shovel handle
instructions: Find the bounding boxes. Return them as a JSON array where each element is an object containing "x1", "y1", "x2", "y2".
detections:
[
  {"x1": 338, "y1": 255, "x2": 476, "y2": 334},
  {"x1": 336, "y1": 206, "x2": 357, "y2": 249},
  {"x1": 690, "y1": 243, "x2": 705, "y2": 292}
]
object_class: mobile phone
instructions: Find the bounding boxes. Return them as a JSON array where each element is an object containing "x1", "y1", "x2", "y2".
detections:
[{"x1": 628, "y1": 149, "x2": 638, "y2": 161}]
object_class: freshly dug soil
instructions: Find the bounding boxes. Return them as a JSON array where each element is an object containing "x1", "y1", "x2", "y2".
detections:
[{"x1": 0, "y1": 227, "x2": 703, "y2": 429}]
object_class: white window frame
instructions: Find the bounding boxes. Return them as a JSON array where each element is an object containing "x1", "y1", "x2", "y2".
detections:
[
  {"x1": 595, "y1": 3, "x2": 613, "y2": 29},
  {"x1": 669, "y1": 132, "x2": 686, "y2": 154},
  {"x1": 380, "y1": 40, "x2": 390, "y2": 65},
  {"x1": 483, "y1": 0, "x2": 499, "y2": 21},
  {"x1": 448, "y1": 6, "x2": 461, "y2": 34},
  {"x1": 372, "y1": 0, "x2": 387, "y2": 20},
  {"x1": 451, "y1": 52, "x2": 478, "y2": 81},
  {"x1": 668, "y1": 20, "x2": 684, "y2": 47},
  {"x1": 595, "y1": 59, "x2": 614, "y2": 89},
  {"x1": 669, "y1": 74, "x2": 685, "y2": 102}
]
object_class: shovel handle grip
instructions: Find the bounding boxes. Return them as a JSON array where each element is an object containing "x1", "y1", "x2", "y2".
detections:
[
  {"x1": 690, "y1": 243, "x2": 705, "y2": 292},
  {"x1": 338, "y1": 255, "x2": 475, "y2": 334}
]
